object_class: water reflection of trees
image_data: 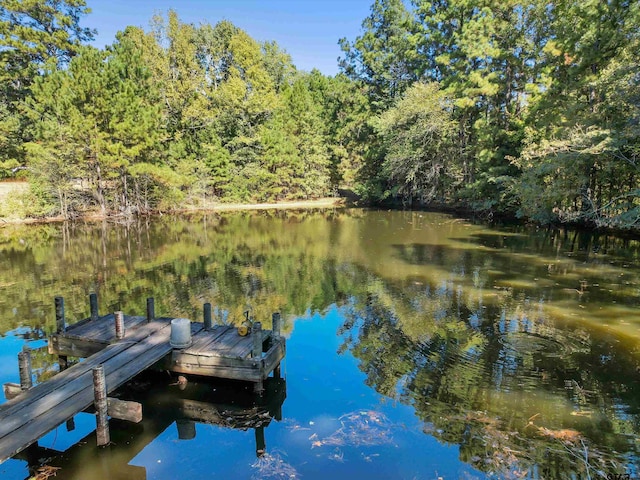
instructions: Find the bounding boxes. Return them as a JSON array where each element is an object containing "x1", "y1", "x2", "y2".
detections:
[
  {"x1": 1, "y1": 210, "x2": 640, "y2": 476},
  {"x1": 338, "y1": 280, "x2": 640, "y2": 478}
]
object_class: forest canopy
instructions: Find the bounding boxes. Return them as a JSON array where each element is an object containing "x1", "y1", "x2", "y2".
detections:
[{"x1": 1, "y1": 0, "x2": 639, "y2": 230}]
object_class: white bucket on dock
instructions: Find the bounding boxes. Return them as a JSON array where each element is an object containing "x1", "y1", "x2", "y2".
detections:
[{"x1": 170, "y1": 318, "x2": 192, "y2": 348}]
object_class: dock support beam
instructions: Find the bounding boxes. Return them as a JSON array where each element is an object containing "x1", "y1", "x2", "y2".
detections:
[
  {"x1": 203, "y1": 303, "x2": 212, "y2": 330},
  {"x1": 272, "y1": 313, "x2": 282, "y2": 378},
  {"x1": 252, "y1": 322, "x2": 263, "y2": 394},
  {"x1": 90, "y1": 293, "x2": 99, "y2": 322},
  {"x1": 146, "y1": 297, "x2": 155, "y2": 323},
  {"x1": 18, "y1": 348, "x2": 32, "y2": 390},
  {"x1": 114, "y1": 311, "x2": 125, "y2": 340},
  {"x1": 252, "y1": 322, "x2": 262, "y2": 359},
  {"x1": 55, "y1": 296, "x2": 65, "y2": 333},
  {"x1": 93, "y1": 365, "x2": 110, "y2": 446},
  {"x1": 255, "y1": 426, "x2": 266, "y2": 456},
  {"x1": 272, "y1": 313, "x2": 281, "y2": 338},
  {"x1": 55, "y1": 296, "x2": 68, "y2": 370}
]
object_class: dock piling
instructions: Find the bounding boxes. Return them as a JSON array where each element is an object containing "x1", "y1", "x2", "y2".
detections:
[
  {"x1": 252, "y1": 322, "x2": 262, "y2": 359},
  {"x1": 176, "y1": 419, "x2": 196, "y2": 440},
  {"x1": 90, "y1": 293, "x2": 99, "y2": 322},
  {"x1": 55, "y1": 296, "x2": 65, "y2": 333},
  {"x1": 255, "y1": 426, "x2": 266, "y2": 456},
  {"x1": 146, "y1": 298, "x2": 155, "y2": 323},
  {"x1": 203, "y1": 303, "x2": 212, "y2": 330},
  {"x1": 92, "y1": 365, "x2": 110, "y2": 447},
  {"x1": 272, "y1": 312, "x2": 281, "y2": 338},
  {"x1": 271, "y1": 313, "x2": 282, "y2": 378},
  {"x1": 114, "y1": 311, "x2": 125, "y2": 340},
  {"x1": 18, "y1": 349, "x2": 32, "y2": 390},
  {"x1": 252, "y1": 322, "x2": 264, "y2": 394}
]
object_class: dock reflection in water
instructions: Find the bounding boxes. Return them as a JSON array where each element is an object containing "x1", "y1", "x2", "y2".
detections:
[{"x1": 17, "y1": 374, "x2": 286, "y2": 480}]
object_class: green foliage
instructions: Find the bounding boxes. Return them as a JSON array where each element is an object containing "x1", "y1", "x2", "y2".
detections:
[
  {"x1": 339, "y1": 0, "x2": 420, "y2": 111},
  {"x1": 3, "y1": 1, "x2": 640, "y2": 230},
  {"x1": 0, "y1": 0, "x2": 95, "y2": 174},
  {"x1": 373, "y1": 82, "x2": 457, "y2": 204},
  {"x1": 518, "y1": 2, "x2": 640, "y2": 227},
  {"x1": 337, "y1": 0, "x2": 640, "y2": 229},
  {"x1": 0, "y1": 0, "x2": 95, "y2": 101}
]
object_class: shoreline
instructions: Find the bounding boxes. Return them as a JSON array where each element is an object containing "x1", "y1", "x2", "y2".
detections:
[{"x1": 0, "y1": 197, "x2": 351, "y2": 226}]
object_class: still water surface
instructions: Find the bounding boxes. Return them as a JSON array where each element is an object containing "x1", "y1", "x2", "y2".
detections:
[{"x1": 0, "y1": 209, "x2": 639, "y2": 479}]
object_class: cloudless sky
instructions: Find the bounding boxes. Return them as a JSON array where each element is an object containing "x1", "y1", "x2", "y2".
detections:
[{"x1": 83, "y1": 0, "x2": 374, "y2": 76}]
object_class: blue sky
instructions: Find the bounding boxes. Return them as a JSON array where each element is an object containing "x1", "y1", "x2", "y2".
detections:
[{"x1": 84, "y1": 0, "x2": 374, "y2": 76}]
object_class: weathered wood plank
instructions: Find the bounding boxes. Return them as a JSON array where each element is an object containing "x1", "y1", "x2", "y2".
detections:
[
  {"x1": 0, "y1": 320, "x2": 190, "y2": 462},
  {"x1": 263, "y1": 340, "x2": 286, "y2": 377},
  {"x1": 213, "y1": 331, "x2": 251, "y2": 357},
  {"x1": 63, "y1": 314, "x2": 147, "y2": 343},
  {"x1": 183, "y1": 325, "x2": 233, "y2": 354},
  {"x1": 107, "y1": 398, "x2": 142, "y2": 423},
  {"x1": 190, "y1": 328, "x2": 249, "y2": 358},
  {"x1": 169, "y1": 362, "x2": 263, "y2": 382},
  {"x1": 64, "y1": 313, "x2": 115, "y2": 338},
  {"x1": 48, "y1": 334, "x2": 109, "y2": 357},
  {"x1": 84, "y1": 315, "x2": 147, "y2": 341},
  {"x1": 50, "y1": 316, "x2": 173, "y2": 357},
  {"x1": 0, "y1": 341, "x2": 134, "y2": 418},
  {"x1": 229, "y1": 330, "x2": 272, "y2": 360},
  {"x1": 172, "y1": 351, "x2": 261, "y2": 370},
  {"x1": 2, "y1": 383, "x2": 21, "y2": 401},
  {"x1": 200, "y1": 326, "x2": 243, "y2": 354},
  {"x1": 0, "y1": 339, "x2": 140, "y2": 440}
]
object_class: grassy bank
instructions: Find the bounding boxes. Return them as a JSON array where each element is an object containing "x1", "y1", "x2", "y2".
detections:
[{"x1": 0, "y1": 181, "x2": 350, "y2": 225}]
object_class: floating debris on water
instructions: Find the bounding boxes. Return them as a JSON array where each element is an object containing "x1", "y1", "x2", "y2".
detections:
[
  {"x1": 251, "y1": 451, "x2": 300, "y2": 480},
  {"x1": 311, "y1": 410, "x2": 394, "y2": 448}
]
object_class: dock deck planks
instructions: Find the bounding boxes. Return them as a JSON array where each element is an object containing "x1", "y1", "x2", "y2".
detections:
[
  {"x1": 1, "y1": 304, "x2": 286, "y2": 465},
  {"x1": 0, "y1": 320, "x2": 203, "y2": 463}
]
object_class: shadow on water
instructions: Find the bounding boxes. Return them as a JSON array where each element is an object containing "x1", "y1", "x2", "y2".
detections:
[{"x1": 16, "y1": 374, "x2": 287, "y2": 480}]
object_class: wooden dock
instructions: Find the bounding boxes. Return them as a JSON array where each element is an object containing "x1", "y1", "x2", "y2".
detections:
[{"x1": 0, "y1": 296, "x2": 286, "y2": 465}]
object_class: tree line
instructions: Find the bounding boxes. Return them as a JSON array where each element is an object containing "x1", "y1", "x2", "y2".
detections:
[{"x1": 1, "y1": 0, "x2": 639, "y2": 229}]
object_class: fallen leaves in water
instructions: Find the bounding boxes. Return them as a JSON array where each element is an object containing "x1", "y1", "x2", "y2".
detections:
[
  {"x1": 536, "y1": 426, "x2": 581, "y2": 443},
  {"x1": 251, "y1": 452, "x2": 299, "y2": 480},
  {"x1": 570, "y1": 410, "x2": 593, "y2": 418},
  {"x1": 309, "y1": 410, "x2": 394, "y2": 448},
  {"x1": 283, "y1": 419, "x2": 310, "y2": 432},
  {"x1": 32, "y1": 465, "x2": 60, "y2": 480}
]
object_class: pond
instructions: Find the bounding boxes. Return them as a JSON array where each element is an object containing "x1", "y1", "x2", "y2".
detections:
[{"x1": 0, "y1": 208, "x2": 639, "y2": 479}]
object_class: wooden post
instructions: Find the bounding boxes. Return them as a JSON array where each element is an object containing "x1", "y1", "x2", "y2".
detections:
[
  {"x1": 58, "y1": 354, "x2": 68, "y2": 371},
  {"x1": 274, "y1": 363, "x2": 282, "y2": 379},
  {"x1": 55, "y1": 296, "x2": 65, "y2": 333},
  {"x1": 272, "y1": 312, "x2": 281, "y2": 338},
  {"x1": 18, "y1": 349, "x2": 32, "y2": 390},
  {"x1": 90, "y1": 293, "x2": 99, "y2": 322},
  {"x1": 3, "y1": 382, "x2": 22, "y2": 400},
  {"x1": 176, "y1": 420, "x2": 196, "y2": 440},
  {"x1": 55, "y1": 296, "x2": 69, "y2": 370},
  {"x1": 93, "y1": 365, "x2": 110, "y2": 446},
  {"x1": 107, "y1": 398, "x2": 143, "y2": 423},
  {"x1": 252, "y1": 322, "x2": 263, "y2": 395},
  {"x1": 255, "y1": 426, "x2": 266, "y2": 457},
  {"x1": 252, "y1": 322, "x2": 262, "y2": 359},
  {"x1": 114, "y1": 311, "x2": 125, "y2": 340},
  {"x1": 203, "y1": 303, "x2": 212, "y2": 330},
  {"x1": 146, "y1": 297, "x2": 155, "y2": 323}
]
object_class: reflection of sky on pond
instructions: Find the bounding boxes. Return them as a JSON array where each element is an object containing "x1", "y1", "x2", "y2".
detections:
[{"x1": 125, "y1": 308, "x2": 484, "y2": 480}]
